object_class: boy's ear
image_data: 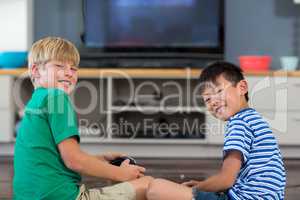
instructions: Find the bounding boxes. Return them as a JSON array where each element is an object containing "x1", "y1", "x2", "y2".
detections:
[
  {"x1": 238, "y1": 80, "x2": 248, "y2": 96},
  {"x1": 30, "y1": 64, "x2": 40, "y2": 79}
]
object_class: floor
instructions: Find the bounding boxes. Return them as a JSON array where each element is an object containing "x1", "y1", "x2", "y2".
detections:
[{"x1": 1, "y1": 157, "x2": 299, "y2": 199}]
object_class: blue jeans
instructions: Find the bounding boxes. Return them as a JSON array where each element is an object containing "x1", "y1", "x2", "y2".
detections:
[{"x1": 192, "y1": 188, "x2": 229, "y2": 200}]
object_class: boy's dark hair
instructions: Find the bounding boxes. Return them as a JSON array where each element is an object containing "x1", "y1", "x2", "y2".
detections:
[{"x1": 199, "y1": 61, "x2": 249, "y2": 102}]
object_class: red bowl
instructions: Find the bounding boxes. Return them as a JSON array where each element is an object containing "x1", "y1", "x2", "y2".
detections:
[{"x1": 239, "y1": 56, "x2": 272, "y2": 72}]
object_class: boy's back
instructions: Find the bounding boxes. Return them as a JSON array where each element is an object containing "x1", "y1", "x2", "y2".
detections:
[
  {"x1": 14, "y1": 88, "x2": 81, "y2": 199},
  {"x1": 224, "y1": 108, "x2": 286, "y2": 199}
]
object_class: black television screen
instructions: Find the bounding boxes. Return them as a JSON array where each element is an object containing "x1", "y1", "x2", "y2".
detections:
[{"x1": 81, "y1": 0, "x2": 224, "y2": 67}]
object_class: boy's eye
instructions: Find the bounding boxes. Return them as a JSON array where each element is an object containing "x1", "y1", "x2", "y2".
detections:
[
  {"x1": 55, "y1": 64, "x2": 65, "y2": 69},
  {"x1": 217, "y1": 89, "x2": 223, "y2": 93},
  {"x1": 204, "y1": 97, "x2": 211, "y2": 103},
  {"x1": 71, "y1": 67, "x2": 78, "y2": 72}
]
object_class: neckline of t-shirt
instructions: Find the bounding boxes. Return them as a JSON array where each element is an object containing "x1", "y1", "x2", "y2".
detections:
[
  {"x1": 35, "y1": 87, "x2": 46, "y2": 91},
  {"x1": 231, "y1": 107, "x2": 255, "y2": 119}
]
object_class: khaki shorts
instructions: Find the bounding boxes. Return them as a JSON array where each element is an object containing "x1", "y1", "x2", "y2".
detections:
[{"x1": 76, "y1": 182, "x2": 136, "y2": 200}]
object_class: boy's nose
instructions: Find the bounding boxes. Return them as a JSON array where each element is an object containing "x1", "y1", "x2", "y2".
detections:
[
  {"x1": 64, "y1": 67, "x2": 74, "y2": 77},
  {"x1": 210, "y1": 98, "x2": 220, "y2": 108},
  {"x1": 64, "y1": 69, "x2": 72, "y2": 77}
]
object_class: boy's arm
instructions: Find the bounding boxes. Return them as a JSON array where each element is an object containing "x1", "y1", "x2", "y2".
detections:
[
  {"x1": 183, "y1": 150, "x2": 242, "y2": 192},
  {"x1": 57, "y1": 137, "x2": 145, "y2": 181}
]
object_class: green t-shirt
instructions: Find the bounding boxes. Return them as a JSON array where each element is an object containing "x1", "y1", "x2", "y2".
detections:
[{"x1": 13, "y1": 88, "x2": 81, "y2": 200}]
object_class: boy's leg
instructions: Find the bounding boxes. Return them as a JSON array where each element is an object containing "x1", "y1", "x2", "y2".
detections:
[
  {"x1": 146, "y1": 178, "x2": 193, "y2": 200},
  {"x1": 193, "y1": 190, "x2": 228, "y2": 200},
  {"x1": 76, "y1": 176, "x2": 153, "y2": 200},
  {"x1": 147, "y1": 179, "x2": 229, "y2": 200}
]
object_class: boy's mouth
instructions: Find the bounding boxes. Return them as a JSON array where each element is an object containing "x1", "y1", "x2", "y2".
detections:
[
  {"x1": 58, "y1": 80, "x2": 71, "y2": 85},
  {"x1": 215, "y1": 106, "x2": 225, "y2": 115}
]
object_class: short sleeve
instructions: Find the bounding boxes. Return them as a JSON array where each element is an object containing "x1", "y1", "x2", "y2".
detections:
[
  {"x1": 47, "y1": 90, "x2": 79, "y2": 144},
  {"x1": 223, "y1": 118, "x2": 253, "y2": 164}
]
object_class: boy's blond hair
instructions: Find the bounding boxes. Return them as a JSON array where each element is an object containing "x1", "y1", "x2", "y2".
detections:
[{"x1": 28, "y1": 37, "x2": 80, "y2": 83}]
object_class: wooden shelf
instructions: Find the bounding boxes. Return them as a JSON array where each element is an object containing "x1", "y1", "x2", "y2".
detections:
[
  {"x1": 0, "y1": 68, "x2": 200, "y2": 78},
  {"x1": 110, "y1": 106, "x2": 206, "y2": 113},
  {"x1": 1, "y1": 68, "x2": 300, "y2": 78}
]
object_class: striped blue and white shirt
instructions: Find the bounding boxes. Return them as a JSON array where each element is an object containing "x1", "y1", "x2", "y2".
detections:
[{"x1": 224, "y1": 108, "x2": 286, "y2": 200}]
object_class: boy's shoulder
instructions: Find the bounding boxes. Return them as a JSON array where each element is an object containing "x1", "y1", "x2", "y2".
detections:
[
  {"x1": 27, "y1": 88, "x2": 70, "y2": 110},
  {"x1": 227, "y1": 108, "x2": 269, "y2": 134},
  {"x1": 229, "y1": 108, "x2": 258, "y2": 122}
]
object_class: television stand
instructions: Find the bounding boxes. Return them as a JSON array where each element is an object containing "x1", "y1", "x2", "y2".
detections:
[{"x1": 79, "y1": 57, "x2": 223, "y2": 68}]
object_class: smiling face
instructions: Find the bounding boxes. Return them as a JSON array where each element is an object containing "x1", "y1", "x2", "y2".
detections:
[
  {"x1": 201, "y1": 75, "x2": 249, "y2": 121},
  {"x1": 28, "y1": 37, "x2": 80, "y2": 95},
  {"x1": 32, "y1": 60, "x2": 78, "y2": 94}
]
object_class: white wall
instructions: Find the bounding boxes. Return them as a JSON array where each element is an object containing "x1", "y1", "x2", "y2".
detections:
[
  {"x1": 294, "y1": 0, "x2": 300, "y2": 4},
  {"x1": 0, "y1": 0, "x2": 33, "y2": 51}
]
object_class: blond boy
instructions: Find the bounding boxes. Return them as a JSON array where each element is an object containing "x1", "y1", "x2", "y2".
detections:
[{"x1": 13, "y1": 37, "x2": 152, "y2": 200}]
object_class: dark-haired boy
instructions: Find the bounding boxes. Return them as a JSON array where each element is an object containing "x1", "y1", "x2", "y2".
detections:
[{"x1": 146, "y1": 61, "x2": 286, "y2": 200}]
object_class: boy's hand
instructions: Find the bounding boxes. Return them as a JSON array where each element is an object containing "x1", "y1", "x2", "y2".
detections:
[
  {"x1": 119, "y1": 159, "x2": 146, "y2": 181},
  {"x1": 182, "y1": 150, "x2": 242, "y2": 192}
]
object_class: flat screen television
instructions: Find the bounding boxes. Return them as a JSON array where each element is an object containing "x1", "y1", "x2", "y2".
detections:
[{"x1": 80, "y1": 0, "x2": 224, "y2": 68}]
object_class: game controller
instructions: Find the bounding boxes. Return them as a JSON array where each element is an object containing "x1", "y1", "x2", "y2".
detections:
[{"x1": 109, "y1": 156, "x2": 137, "y2": 166}]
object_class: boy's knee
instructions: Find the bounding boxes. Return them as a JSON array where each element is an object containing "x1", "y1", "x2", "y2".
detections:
[
  {"x1": 143, "y1": 175, "x2": 154, "y2": 182},
  {"x1": 140, "y1": 176, "x2": 154, "y2": 188}
]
